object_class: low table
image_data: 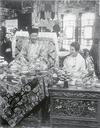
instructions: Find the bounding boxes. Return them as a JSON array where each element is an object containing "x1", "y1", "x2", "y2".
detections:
[{"x1": 48, "y1": 87, "x2": 100, "y2": 128}]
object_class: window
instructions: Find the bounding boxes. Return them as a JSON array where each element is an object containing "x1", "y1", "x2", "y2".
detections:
[
  {"x1": 61, "y1": 12, "x2": 95, "y2": 51},
  {"x1": 62, "y1": 14, "x2": 76, "y2": 50},
  {"x1": 81, "y1": 13, "x2": 95, "y2": 50}
]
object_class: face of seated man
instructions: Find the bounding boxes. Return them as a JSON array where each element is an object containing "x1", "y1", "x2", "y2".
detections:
[{"x1": 30, "y1": 33, "x2": 38, "y2": 44}]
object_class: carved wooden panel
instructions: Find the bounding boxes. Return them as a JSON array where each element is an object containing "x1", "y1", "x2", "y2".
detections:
[
  {"x1": 49, "y1": 88, "x2": 100, "y2": 128},
  {"x1": 51, "y1": 99, "x2": 97, "y2": 118}
]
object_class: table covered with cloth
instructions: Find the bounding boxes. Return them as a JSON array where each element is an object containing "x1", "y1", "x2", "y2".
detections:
[
  {"x1": 0, "y1": 72, "x2": 49, "y2": 127},
  {"x1": 0, "y1": 36, "x2": 57, "y2": 127}
]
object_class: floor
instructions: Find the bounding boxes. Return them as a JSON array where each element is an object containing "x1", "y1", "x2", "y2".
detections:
[{"x1": 0, "y1": 116, "x2": 52, "y2": 128}]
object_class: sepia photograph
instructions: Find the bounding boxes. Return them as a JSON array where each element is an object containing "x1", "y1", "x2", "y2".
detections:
[{"x1": 0, "y1": 0, "x2": 100, "y2": 128}]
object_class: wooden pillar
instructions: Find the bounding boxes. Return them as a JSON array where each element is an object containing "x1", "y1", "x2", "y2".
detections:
[
  {"x1": 77, "y1": 13, "x2": 82, "y2": 44},
  {"x1": 0, "y1": 0, "x2": 2, "y2": 28},
  {"x1": 0, "y1": 0, "x2": 4, "y2": 28},
  {"x1": 75, "y1": 13, "x2": 79, "y2": 43},
  {"x1": 91, "y1": 3, "x2": 100, "y2": 78}
]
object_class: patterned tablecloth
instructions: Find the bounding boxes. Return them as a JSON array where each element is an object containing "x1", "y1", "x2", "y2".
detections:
[
  {"x1": 0, "y1": 73, "x2": 49, "y2": 127},
  {"x1": 0, "y1": 36, "x2": 57, "y2": 127}
]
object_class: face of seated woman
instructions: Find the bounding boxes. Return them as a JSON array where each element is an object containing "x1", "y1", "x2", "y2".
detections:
[{"x1": 70, "y1": 46, "x2": 78, "y2": 57}]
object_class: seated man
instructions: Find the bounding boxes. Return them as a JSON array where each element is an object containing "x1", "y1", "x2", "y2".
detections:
[
  {"x1": 0, "y1": 26, "x2": 13, "y2": 63},
  {"x1": 10, "y1": 30, "x2": 57, "y2": 73},
  {"x1": 63, "y1": 42, "x2": 86, "y2": 82}
]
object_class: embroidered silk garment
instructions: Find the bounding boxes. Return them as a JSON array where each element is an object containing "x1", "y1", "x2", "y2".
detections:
[{"x1": 63, "y1": 53, "x2": 86, "y2": 79}]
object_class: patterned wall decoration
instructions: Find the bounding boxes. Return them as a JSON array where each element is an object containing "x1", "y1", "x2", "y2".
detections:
[
  {"x1": 57, "y1": 0, "x2": 97, "y2": 15},
  {"x1": 39, "y1": 1, "x2": 55, "y2": 20}
]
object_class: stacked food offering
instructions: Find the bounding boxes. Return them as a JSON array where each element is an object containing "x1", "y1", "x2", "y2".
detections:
[
  {"x1": 0, "y1": 56, "x2": 8, "y2": 66},
  {"x1": 0, "y1": 56, "x2": 8, "y2": 80},
  {"x1": 49, "y1": 67, "x2": 100, "y2": 89}
]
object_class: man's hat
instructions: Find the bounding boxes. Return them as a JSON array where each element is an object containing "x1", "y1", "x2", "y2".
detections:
[{"x1": 28, "y1": 27, "x2": 38, "y2": 34}]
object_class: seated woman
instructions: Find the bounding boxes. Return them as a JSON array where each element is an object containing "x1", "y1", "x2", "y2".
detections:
[
  {"x1": 82, "y1": 49, "x2": 95, "y2": 76},
  {"x1": 63, "y1": 42, "x2": 86, "y2": 83},
  {"x1": 82, "y1": 49, "x2": 98, "y2": 84}
]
